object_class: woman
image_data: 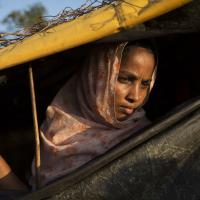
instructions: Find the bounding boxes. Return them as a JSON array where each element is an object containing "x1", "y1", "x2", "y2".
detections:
[
  {"x1": 35, "y1": 40, "x2": 157, "y2": 186},
  {"x1": 0, "y1": 40, "x2": 157, "y2": 191}
]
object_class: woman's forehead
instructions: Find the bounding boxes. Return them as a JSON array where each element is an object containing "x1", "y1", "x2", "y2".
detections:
[{"x1": 120, "y1": 47, "x2": 155, "y2": 78}]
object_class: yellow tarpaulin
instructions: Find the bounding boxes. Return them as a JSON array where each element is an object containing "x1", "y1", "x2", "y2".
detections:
[{"x1": 0, "y1": 0, "x2": 191, "y2": 71}]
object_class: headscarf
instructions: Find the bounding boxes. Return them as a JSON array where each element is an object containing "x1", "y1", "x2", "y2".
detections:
[{"x1": 36, "y1": 42, "x2": 157, "y2": 186}]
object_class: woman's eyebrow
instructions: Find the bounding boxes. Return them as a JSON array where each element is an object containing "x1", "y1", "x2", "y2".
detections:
[
  {"x1": 119, "y1": 70, "x2": 152, "y2": 82},
  {"x1": 119, "y1": 70, "x2": 139, "y2": 80},
  {"x1": 142, "y1": 79, "x2": 152, "y2": 82}
]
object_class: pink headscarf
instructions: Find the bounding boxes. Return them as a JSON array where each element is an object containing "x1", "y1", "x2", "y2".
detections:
[{"x1": 36, "y1": 42, "x2": 156, "y2": 186}]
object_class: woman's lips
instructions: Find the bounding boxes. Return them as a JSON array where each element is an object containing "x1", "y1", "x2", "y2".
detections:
[{"x1": 119, "y1": 106, "x2": 134, "y2": 115}]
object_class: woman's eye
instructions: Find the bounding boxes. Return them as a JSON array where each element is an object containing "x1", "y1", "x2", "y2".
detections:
[
  {"x1": 118, "y1": 76, "x2": 129, "y2": 84},
  {"x1": 141, "y1": 80, "x2": 150, "y2": 88}
]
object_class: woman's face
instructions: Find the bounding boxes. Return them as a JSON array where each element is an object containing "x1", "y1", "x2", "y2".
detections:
[{"x1": 115, "y1": 47, "x2": 155, "y2": 121}]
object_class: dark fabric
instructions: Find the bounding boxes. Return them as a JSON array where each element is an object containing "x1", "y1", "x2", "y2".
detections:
[{"x1": 0, "y1": 190, "x2": 27, "y2": 200}]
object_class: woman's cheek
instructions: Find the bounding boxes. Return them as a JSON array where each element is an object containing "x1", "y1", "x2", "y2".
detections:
[
  {"x1": 140, "y1": 89, "x2": 148, "y2": 104},
  {"x1": 115, "y1": 83, "x2": 127, "y2": 102}
]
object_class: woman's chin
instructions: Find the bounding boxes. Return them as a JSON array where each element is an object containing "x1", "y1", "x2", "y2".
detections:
[{"x1": 116, "y1": 113, "x2": 132, "y2": 121}]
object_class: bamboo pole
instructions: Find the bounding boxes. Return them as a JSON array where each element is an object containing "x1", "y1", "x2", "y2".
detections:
[{"x1": 28, "y1": 65, "x2": 40, "y2": 189}]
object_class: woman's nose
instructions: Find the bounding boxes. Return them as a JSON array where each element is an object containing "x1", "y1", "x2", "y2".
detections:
[{"x1": 126, "y1": 83, "x2": 140, "y2": 103}]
